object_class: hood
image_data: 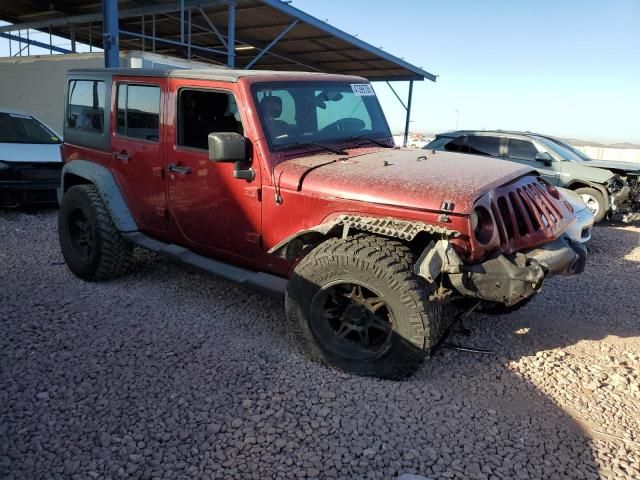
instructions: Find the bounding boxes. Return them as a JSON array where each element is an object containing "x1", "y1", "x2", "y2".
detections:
[
  {"x1": 580, "y1": 159, "x2": 640, "y2": 174},
  {"x1": 274, "y1": 149, "x2": 534, "y2": 214},
  {"x1": 560, "y1": 161, "x2": 616, "y2": 183},
  {"x1": 0, "y1": 143, "x2": 62, "y2": 163}
]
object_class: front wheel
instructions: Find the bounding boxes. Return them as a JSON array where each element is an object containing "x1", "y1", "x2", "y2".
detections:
[
  {"x1": 286, "y1": 234, "x2": 443, "y2": 380},
  {"x1": 575, "y1": 187, "x2": 607, "y2": 223}
]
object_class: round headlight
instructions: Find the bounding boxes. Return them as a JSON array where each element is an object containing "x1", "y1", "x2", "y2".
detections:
[
  {"x1": 472, "y1": 206, "x2": 494, "y2": 245},
  {"x1": 538, "y1": 177, "x2": 560, "y2": 199}
]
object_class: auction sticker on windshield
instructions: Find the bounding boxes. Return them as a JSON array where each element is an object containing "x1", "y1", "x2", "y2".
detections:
[{"x1": 351, "y1": 84, "x2": 375, "y2": 96}]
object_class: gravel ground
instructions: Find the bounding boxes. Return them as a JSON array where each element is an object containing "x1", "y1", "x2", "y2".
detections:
[{"x1": 1, "y1": 209, "x2": 639, "y2": 480}]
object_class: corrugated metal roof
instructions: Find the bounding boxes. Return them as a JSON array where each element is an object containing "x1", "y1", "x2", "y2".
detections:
[{"x1": 0, "y1": 0, "x2": 436, "y2": 82}]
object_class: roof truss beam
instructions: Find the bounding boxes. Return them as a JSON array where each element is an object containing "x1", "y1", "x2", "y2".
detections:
[{"x1": 0, "y1": 0, "x2": 229, "y2": 33}]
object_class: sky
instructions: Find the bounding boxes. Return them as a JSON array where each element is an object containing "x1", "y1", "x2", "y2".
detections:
[
  {"x1": 1, "y1": 1, "x2": 639, "y2": 144},
  {"x1": 291, "y1": 0, "x2": 640, "y2": 144}
]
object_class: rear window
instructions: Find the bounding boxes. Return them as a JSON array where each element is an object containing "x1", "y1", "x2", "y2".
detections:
[
  {"x1": 424, "y1": 137, "x2": 453, "y2": 150},
  {"x1": 0, "y1": 112, "x2": 60, "y2": 144},
  {"x1": 444, "y1": 136, "x2": 469, "y2": 153},
  {"x1": 67, "y1": 80, "x2": 106, "y2": 133},
  {"x1": 467, "y1": 136, "x2": 500, "y2": 156}
]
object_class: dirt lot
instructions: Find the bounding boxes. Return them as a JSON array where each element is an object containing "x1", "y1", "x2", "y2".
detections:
[{"x1": 1, "y1": 209, "x2": 639, "y2": 480}]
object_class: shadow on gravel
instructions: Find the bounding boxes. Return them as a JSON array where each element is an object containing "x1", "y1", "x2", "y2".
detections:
[{"x1": 1, "y1": 212, "x2": 637, "y2": 479}]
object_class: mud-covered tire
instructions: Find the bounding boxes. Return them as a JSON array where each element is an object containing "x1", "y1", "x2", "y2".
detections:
[
  {"x1": 285, "y1": 234, "x2": 443, "y2": 380},
  {"x1": 475, "y1": 294, "x2": 537, "y2": 315},
  {"x1": 58, "y1": 184, "x2": 133, "y2": 281},
  {"x1": 575, "y1": 187, "x2": 607, "y2": 223}
]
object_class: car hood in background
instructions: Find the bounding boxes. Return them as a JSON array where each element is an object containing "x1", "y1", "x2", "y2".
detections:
[
  {"x1": 581, "y1": 159, "x2": 640, "y2": 173},
  {"x1": 274, "y1": 149, "x2": 534, "y2": 214},
  {"x1": 0, "y1": 143, "x2": 62, "y2": 163}
]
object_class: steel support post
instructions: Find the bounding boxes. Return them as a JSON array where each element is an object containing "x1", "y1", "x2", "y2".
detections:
[
  {"x1": 403, "y1": 80, "x2": 414, "y2": 147},
  {"x1": 102, "y1": 0, "x2": 120, "y2": 67},
  {"x1": 70, "y1": 23, "x2": 76, "y2": 52},
  {"x1": 187, "y1": 8, "x2": 192, "y2": 60},
  {"x1": 227, "y1": 2, "x2": 235, "y2": 67}
]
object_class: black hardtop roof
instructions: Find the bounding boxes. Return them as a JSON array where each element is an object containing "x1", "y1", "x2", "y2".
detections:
[{"x1": 67, "y1": 67, "x2": 367, "y2": 84}]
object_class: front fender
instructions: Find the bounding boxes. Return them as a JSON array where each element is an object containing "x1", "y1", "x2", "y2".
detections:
[
  {"x1": 58, "y1": 160, "x2": 138, "y2": 233},
  {"x1": 268, "y1": 214, "x2": 459, "y2": 258}
]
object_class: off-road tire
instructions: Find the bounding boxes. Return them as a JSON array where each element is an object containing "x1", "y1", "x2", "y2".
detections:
[
  {"x1": 58, "y1": 184, "x2": 133, "y2": 281},
  {"x1": 475, "y1": 294, "x2": 537, "y2": 315},
  {"x1": 575, "y1": 187, "x2": 607, "y2": 223},
  {"x1": 286, "y1": 234, "x2": 444, "y2": 380}
]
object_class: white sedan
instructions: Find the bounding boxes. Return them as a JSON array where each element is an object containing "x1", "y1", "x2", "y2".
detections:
[{"x1": 0, "y1": 108, "x2": 62, "y2": 207}]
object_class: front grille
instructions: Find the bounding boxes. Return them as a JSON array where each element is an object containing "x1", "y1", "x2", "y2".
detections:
[
  {"x1": 0, "y1": 162, "x2": 62, "y2": 184},
  {"x1": 489, "y1": 177, "x2": 568, "y2": 254}
]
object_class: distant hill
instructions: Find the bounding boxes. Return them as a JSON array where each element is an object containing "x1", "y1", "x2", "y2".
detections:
[
  {"x1": 607, "y1": 142, "x2": 640, "y2": 149},
  {"x1": 395, "y1": 131, "x2": 640, "y2": 150}
]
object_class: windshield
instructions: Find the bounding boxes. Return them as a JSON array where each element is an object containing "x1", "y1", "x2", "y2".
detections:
[
  {"x1": 550, "y1": 138, "x2": 592, "y2": 161},
  {"x1": 534, "y1": 136, "x2": 585, "y2": 162},
  {"x1": 251, "y1": 81, "x2": 391, "y2": 151},
  {"x1": 0, "y1": 112, "x2": 61, "y2": 144}
]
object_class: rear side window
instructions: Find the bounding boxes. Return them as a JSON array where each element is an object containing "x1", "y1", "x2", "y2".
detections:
[
  {"x1": 117, "y1": 84, "x2": 161, "y2": 142},
  {"x1": 509, "y1": 138, "x2": 538, "y2": 160},
  {"x1": 423, "y1": 137, "x2": 451, "y2": 150},
  {"x1": 467, "y1": 136, "x2": 500, "y2": 156},
  {"x1": 67, "y1": 80, "x2": 105, "y2": 133},
  {"x1": 444, "y1": 136, "x2": 469, "y2": 153}
]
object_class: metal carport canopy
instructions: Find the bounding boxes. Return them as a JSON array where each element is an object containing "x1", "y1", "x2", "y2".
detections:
[{"x1": 0, "y1": 0, "x2": 436, "y2": 143}]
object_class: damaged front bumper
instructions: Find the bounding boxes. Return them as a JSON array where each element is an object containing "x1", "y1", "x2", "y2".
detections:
[{"x1": 416, "y1": 236, "x2": 588, "y2": 307}]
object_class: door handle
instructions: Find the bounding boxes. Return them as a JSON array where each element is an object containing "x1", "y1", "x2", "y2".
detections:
[
  {"x1": 113, "y1": 151, "x2": 130, "y2": 162},
  {"x1": 167, "y1": 164, "x2": 192, "y2": 175}
]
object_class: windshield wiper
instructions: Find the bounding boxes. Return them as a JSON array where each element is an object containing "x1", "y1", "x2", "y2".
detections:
[
  {"x1": 278, "y1": 142, "x2": 347, "y2": 155},
  {"x1": 348, "y1": 135, "x2": 394, "y2": 148}
]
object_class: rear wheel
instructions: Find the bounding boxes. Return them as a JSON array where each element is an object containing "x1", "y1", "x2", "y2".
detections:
[
  {"x1": 286, "y1": 234, "x2": 444, "y2": 380},
  {"x1": 58, "y1": 184, "x2": 133, "y2": 280},
  {"x1": 575, "y1": 187, "x2": 607, "y2": 223}
]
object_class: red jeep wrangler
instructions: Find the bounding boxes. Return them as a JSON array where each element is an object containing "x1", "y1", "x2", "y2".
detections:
[{"x1": 58, "y1": 68, "x2": 591, "y2": 379}]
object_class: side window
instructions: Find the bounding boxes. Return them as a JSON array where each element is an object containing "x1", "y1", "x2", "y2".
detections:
[
  {"x1": 178, "y1": 89, "x2": 243, "y2": 150},
  {"x1": 509, "y1": 139, "x2": 539, "y2": 161},
  {"x1": 116, "y1": 84, "x2": 160, "y2": 141},
  {"x1": 467, "y1": 136, "x2": 500, "y2": 156},
  {"x1": 444, "y1": 136, "x2": 469, "y2": 153},
  {"x1": 67, "y1": 80, "x2": 105, "y2": 133}
]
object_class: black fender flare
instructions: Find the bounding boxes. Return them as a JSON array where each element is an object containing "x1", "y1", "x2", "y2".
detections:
[
  {"x1": 268, "y1": 214, "x2": 460, "y2": 259},
  {"x1": 58, "y1": 160, "x2": 139, "y2": 233}
]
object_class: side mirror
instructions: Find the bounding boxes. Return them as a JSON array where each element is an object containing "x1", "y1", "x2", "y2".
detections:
[
  {"x1": 535, "y1": 151, "x2": 553, "y2": 166},
  {"x1": 207, "y1": 132, "x2": 255, "y2": 181},
  {"x1": 208, "y1": 132, "x2": 247, "y2": 163}
]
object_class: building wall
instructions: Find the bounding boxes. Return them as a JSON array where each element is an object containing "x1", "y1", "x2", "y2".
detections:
[
  {"x1": 575, "y1": 146, "x2": 640, "y2": 164},
  {"x1": 0, "y1": 53, "x2": 104, "y2": 134},
  {"x1": 0, "y1": 51, "x2": 214, "y2": 134}
]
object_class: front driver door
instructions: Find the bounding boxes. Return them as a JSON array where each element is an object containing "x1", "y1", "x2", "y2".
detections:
[
  {"x1": 507, "y1": 138, "x2": 561, "y2": 185},
  {"x1": 166, "y1": 83, "x2": 261, "y2": 261}
]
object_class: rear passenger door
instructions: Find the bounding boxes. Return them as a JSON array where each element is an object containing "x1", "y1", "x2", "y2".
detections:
[
  {"x1": 111, "y1": 79, "x2": 168, "y2": 234},
  {"x1": 506, "y1": 138, "x2": 560, "y2": 185},
  {"x1": 466, "y1": 135, "x2": 501, "y2": 158}
]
